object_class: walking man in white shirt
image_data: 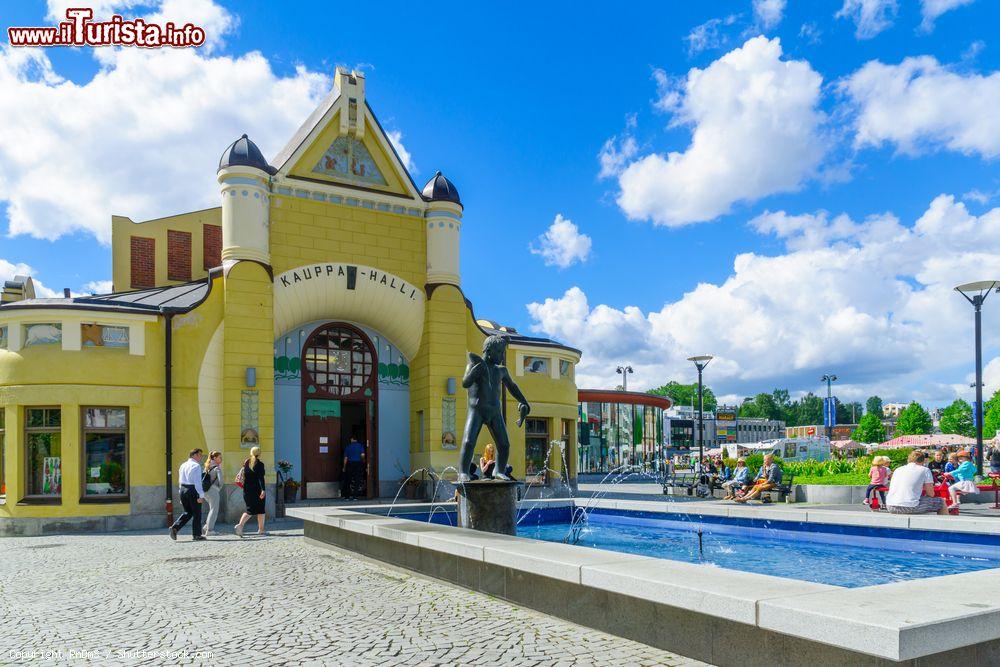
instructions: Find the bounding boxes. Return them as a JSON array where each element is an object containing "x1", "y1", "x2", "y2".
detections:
[{"x1": 170, "y1": 448, "x2": 207, "y2": 541}]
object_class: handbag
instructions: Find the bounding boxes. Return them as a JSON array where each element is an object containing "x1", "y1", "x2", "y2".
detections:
[{"x1": 234, "y1": 465, "x2": 245, "y2": 489}]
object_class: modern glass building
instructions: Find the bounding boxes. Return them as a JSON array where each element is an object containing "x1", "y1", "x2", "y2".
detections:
[{"x1": 577, "y1": 390, "x2": 672, "y2": 474}]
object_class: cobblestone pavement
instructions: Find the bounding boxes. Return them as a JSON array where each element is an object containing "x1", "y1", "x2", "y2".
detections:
[{"x1": 0, "y1": 522, "x2": 709, "y2": 667}]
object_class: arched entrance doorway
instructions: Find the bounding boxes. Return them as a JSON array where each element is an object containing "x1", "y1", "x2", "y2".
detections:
[{"x1": 300, "y1": 322, "x2": 378, "y2": 499}]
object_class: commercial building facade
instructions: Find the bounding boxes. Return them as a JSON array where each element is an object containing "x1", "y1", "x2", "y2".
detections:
[
  {"x1": 577, "y1": 390, "x2": 672, "y2": 474},
  {"x1": 0, "y1": 69, "x2": 581, "y2": 535},
  {"x1": 786, "y1": 424, "x2": 859, "y2": 441},
  {"x1": 663, "y1": 406, "x2": 784, "y2": 456}
]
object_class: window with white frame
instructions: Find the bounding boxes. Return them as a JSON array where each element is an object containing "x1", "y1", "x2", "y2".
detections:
[{"x1": 523, "y1": 356, "x2": 549, "y2": 375}]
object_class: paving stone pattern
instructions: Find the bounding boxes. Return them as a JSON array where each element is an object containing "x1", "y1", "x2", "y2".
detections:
[{"x1": 0, "y1": 523, "x2": 709, "y2": 666}]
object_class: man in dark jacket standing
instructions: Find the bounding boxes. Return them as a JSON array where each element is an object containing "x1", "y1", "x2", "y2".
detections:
[{"x1": 342, "y1": 436, "x2": 366, "y2": 500}]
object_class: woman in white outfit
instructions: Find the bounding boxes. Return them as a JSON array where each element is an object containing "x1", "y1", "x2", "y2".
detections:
[{"x1": 202, "y1": 451, "x2": 223, "y2": 536}]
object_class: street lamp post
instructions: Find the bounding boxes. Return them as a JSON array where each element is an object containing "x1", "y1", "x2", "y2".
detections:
[
  {"x1": 616, "y1": 365, "x2": 633, "y2": 392},
  {"x1": 955, "y1": 281, "x2": 1000, "y2": 476},
  {"x1": 821, "y1": 374, "x2": 838, "y2": 441},
  {"x1": 687, "y1": 356, "x2": 713, "y2": 469}
]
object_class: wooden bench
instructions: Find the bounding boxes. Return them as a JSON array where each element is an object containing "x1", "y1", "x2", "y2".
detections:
[{"x1": 760, "y1": 474, "x2": 796, "y2": 503}]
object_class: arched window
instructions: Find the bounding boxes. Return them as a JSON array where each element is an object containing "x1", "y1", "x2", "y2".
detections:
[{"x1": 302, "y1": 324, "x2": 374, "y2": 398}]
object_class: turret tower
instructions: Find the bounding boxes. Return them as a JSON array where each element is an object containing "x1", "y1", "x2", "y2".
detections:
[{"x1": 217, "y1": 134, "x2": 276, "y2": 265}]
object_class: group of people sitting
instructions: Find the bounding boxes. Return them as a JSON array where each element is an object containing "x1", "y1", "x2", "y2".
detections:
[
  {"x1": 867, "y1": 449, "x2": 980, "y2": 514},
  {"x1": 690, "y1": 454, "x2": 784, "y2": 503}
]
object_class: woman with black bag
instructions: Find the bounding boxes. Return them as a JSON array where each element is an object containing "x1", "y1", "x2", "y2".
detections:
[{"x1": 234, "y1": 446, "x2": 266, "y2": 537}]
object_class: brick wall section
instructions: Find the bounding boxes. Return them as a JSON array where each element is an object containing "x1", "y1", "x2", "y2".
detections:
[
  {"x1": 130, "y1": 236, "x2": 155, "y2": 288},
  {"x1": 167, "y1": 229, "x2": 192, "y2": 282},
  {"x1": 203, "y1": 224, "x2": 222, "y2": 270}
]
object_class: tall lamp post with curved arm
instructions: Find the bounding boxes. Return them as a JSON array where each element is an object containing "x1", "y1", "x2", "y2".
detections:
[
  {"x1": 955, "y1": 281, "x2": 1000, "y2": 475},
  {"x1": 687, "y1": 355, "x2": 713, "y2": 469},
  {"x1": 616, "y1": 365, "x2": 633, "y2": 392}
]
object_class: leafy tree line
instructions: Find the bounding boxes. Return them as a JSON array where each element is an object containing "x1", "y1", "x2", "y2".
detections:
[
  {"x1": 648, "y1": 384, "x2": 862, "y2": 428},
  {"x1": 649, "y1": 381, "x2": 1000, "y2": 442},
  {"x1": 735, "y1": 389, "x2": 861, "y2": 427},
  {"x1": 648, "y1": 381, "x2": 718, "y2": 412}
]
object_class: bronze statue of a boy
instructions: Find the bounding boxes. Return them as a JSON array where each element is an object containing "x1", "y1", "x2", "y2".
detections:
[{"x1": 458, "y1": 334, "x2": 530, "y2": 482}]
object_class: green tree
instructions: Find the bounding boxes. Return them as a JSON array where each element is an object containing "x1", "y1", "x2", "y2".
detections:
[
  {"x1": 836, "y1": 399, "x2": 863, "y2": 425},
  {"x1": 788, "y1": 393, "x2": 823, "y2": 427},
  {"x1": 939, "y1": 399, "x2": 974, "y2": 437},
  {"x1": 739, "y1": 393, "x2": 782, "y2": 420},
  {"x1": 852, "y1": 413, "x2": 887, "y2": 443},
  {"x1": 895, "y1": 401, "x2": 933, "y2": 435},
  {"x1": 982, "y1": 389, "x2": 1000, "y2": 439},
  {"x1": 866, "y1": 395, "x2": 883, "y2": 416},
  {"x1": 648, "y1": 381, "x2": 717, "y2": 412}
]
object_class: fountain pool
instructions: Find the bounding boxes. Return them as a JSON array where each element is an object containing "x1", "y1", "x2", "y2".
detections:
[{"x1": 389, "y1": 505, "x2": 1000, "y2": 588}]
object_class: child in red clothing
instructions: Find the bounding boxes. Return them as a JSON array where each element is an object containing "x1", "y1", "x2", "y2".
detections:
[{"x1": 864, "y1": 455, "x2": 891, "y2": 508}]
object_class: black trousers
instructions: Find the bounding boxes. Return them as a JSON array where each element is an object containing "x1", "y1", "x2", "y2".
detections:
[
  {"x1": 172, "y1": 485, "x2": 202, "y2": 537},
  {"x1": 343, "y1": 461, "x2": 365, "y2": 498}
]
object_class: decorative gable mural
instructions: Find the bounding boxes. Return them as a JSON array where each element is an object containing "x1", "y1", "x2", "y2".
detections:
[{"x1": 311, "y1": 136, "x2": 386, "y2": 186}]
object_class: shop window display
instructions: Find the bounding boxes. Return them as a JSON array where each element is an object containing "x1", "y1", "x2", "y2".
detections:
[{"x1": 25, "y1": 407, "x2": 61, "y2": 498}]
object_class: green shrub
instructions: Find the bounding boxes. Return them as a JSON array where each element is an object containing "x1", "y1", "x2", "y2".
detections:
[
  {"x1": 795, "y1": 472, "x2": 871, "y2": 485},
  {"x1": 870, "y1": 448, "x2": 912, "y2": 468}
]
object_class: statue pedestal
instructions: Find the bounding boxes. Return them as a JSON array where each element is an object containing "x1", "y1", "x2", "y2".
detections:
[{"x1": 456, "y1": 480, "x2": 518, "y2": 535}]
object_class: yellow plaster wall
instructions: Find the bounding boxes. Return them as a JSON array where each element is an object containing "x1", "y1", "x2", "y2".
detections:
[
  {"x1": 409, "y1": 285, "x2": 470, "y2": 474},
  {"x1": 111, "y1": 208, "x2": 221, "y2": 292},
  {"x1": 221, "y1": 261, "x2": 275, "y2": 483},
  {"x1": 0, "y1": 276, "x2": 224, "y2": 519},
  {"x1": 409, "y1": 288, "x2": 580, "y2": 479},
  {"x1": 269, "y1": 194, "x2": 426, "y2": 288}
]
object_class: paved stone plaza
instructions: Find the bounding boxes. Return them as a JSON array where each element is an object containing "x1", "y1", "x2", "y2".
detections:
[{"x1": 0, "y1": 521, "x2": 707, "y2": 667}]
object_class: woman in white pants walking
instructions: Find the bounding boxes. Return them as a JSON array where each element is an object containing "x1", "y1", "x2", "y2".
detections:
[{"x1": 202, "y1": 451, "x2": 223, "y2": 536}]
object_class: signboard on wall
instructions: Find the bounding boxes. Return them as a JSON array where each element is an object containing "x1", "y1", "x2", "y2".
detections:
[
  {"x1": 305, "y1": 399, "x2": 341, "y2": 418},
  {"x1": 716, "y1": 410, "x2": 737, "y2": 422}
]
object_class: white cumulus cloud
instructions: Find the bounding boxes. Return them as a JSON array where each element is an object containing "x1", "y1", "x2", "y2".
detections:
[
  {"x1": 528, "y1": 195, "x2": 1000, "y2": 402},
  {"x1": 386, "y1": 130, "x2": 416, "y2": 175},
  {"x1": 836, "y1": 0, "x2": 898, "y2": 39},
  {"x1": 753, "y1": 0, "x2": 787, "y2": 30},
  {"x1": 0, "y1": 258, "x2": 61, "y2": 298},
  {"x1": 82, "y1": 279, "x2": 114, "y2": 294},
  {"x1": 529, "y1": 214, "x2": 592, "y2": 269},
  {"x1": 613, "y1": 37, "x2": 826, "y2": 227},
  {"x1": 0, "y1": 3, "x2": 330, "y2": 244},
  {"x1": 920, "y1": 0, "x2": 975, "y2": 32},
  {"x1": 841, "y1": 55, "x2": 1000, "y2": 159},
  {"x1": 684, "y1": 14, "x2": 739, "y2": 56}
]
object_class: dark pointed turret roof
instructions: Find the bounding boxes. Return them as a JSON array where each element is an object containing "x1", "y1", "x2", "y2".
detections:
[
  {"x1": 421, "y1": 171, "x2": 461, "y2": 206},
  {"x1": 218, "y1": 134, "x2": 277, "y2": 175}
]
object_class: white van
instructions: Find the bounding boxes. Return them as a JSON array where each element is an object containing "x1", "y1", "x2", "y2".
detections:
[{"x1": 725, "y1": 437, "x2": 831, "y2": 462}]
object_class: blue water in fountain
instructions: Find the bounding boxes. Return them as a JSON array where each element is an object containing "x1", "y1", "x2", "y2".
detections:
[
  {"x1": 389, "y1": 506, "x2": 1000, "y2": 588},
  {"x1": 518, "y1": 512, "x2": 1000, "y2": 588}
]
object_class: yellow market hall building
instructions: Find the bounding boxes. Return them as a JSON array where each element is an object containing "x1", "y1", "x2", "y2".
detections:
[{"x1": 0, "y1": 69, "x2": 581, "y2": 535}]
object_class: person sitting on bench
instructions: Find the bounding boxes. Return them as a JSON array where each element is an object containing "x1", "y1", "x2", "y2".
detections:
[
  {"x1": 735, "y1": 454, "x2": 781, "y2": 503},
  {"x1": 722, "y1": 458, "x2": 749, "y2": 499}
]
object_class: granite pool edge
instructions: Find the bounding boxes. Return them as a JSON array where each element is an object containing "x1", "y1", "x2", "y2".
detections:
[{"x1": 289, "y1": 504, "x2": 1000, "y2": 665}]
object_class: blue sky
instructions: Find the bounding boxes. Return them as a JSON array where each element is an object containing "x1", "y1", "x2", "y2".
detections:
[{"x1": 2, "y1": 0, "x2": 999, "y2": 407}]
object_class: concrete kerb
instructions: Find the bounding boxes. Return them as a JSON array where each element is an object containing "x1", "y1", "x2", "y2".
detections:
[{"x1": 289, "y1": 499, "x2": 1000, "y2": 664}]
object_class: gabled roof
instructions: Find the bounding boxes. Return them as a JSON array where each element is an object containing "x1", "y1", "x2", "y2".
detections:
[
  {"x1": 270, "y1": 69, "x2": 423, "y2": 201},
  {"x1": 270, "y1": 87, "x2": 340, "y2": 172}
]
